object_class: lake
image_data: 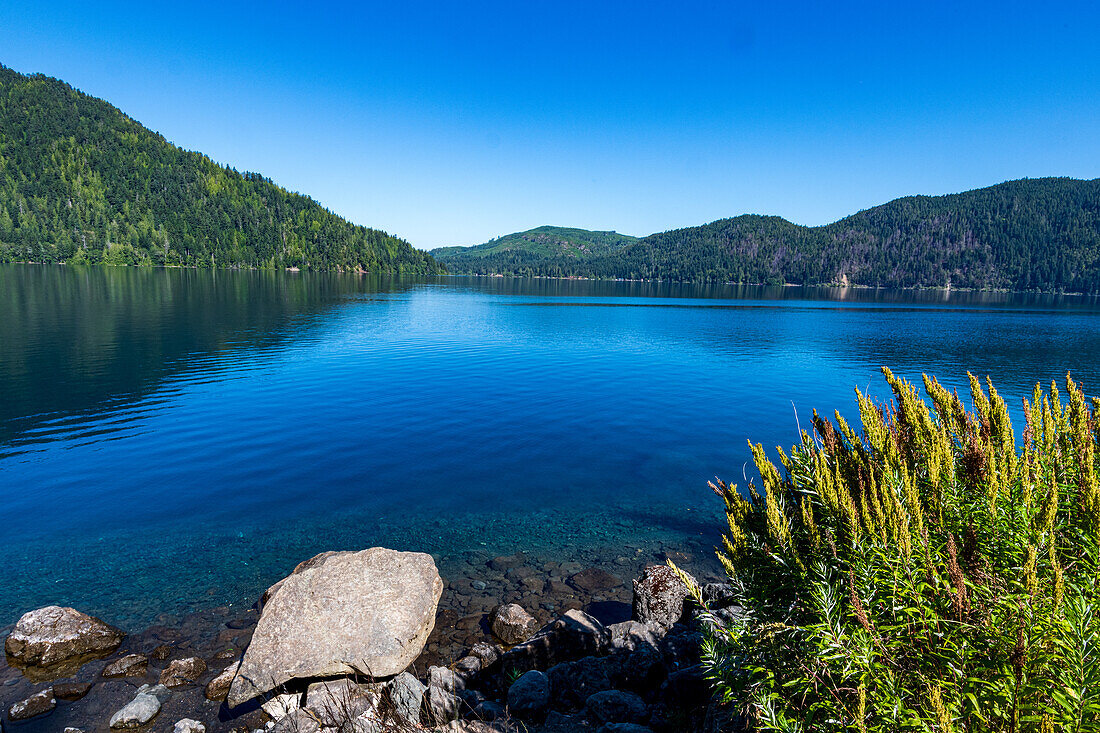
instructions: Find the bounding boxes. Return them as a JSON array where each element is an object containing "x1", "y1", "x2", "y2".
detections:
[{"x1": 3, "y1": 264, "x2": 1100, "y2": 629}]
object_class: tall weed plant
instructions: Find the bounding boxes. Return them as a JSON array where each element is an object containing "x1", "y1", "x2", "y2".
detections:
[{"x1": 691, "y1": 368, "x2": 1100, "y2": 732}]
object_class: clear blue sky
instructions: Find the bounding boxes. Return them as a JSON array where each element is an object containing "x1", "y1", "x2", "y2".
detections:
[{"x1": 2, "y1": 1, "x2": 1098, "y2": 249}]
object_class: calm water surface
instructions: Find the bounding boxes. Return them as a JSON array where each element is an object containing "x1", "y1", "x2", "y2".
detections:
[{"x1": 3, "y1": 265, "x2": 1100, "y2": 627}]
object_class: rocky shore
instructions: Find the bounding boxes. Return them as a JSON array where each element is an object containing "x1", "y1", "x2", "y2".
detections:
[{"x1": 0, "y1": 542, "x2": 737, "y2": 732}]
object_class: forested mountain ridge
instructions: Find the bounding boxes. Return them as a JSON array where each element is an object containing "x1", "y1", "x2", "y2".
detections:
[
  {"x1": 431, "y1": 226, "x2": 637, "y2": 276},
  {"x1": 0, "y1": 65, "x2": 441, "y2": 273},
  {"x1": 435, "y1": 178, "x2": 1100, "y2": 292}
]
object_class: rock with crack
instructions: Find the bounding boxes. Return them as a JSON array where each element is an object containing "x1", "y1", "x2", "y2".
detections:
[
  {"x1": 5, "y1": 606, "x2": 123, "y2": 672},
  {"x1": 228, "y1": 547, "x2": 442, "y2": 707}
]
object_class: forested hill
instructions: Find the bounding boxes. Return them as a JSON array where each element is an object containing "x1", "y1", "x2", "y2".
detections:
[
  {"x1": 433, "y1": 179, "x2": 1100, "y2": 292},
  {"x1": 0, "y1": 65, "x2": 441, "y2": 273},
  {"x1": 431, "y1": 226, "x2": 637, "y2": 276}
]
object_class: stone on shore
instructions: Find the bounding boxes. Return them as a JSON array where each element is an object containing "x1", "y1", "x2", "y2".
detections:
[
  {"x1": 507, "y1": 670, "x2": 550, "y2": 719},
  {"x1": 425, "y1": 665, "x2": 464, "y2": 724},
  {"x1": 5, "y1": 606, "x2": 124, "y2": 670},
  {"x1": 102, "y1": 653, "x2": 148, "y2": 678},
  {"x1": 160, "y1": 656, "x2": 207, "y2": 687},
  {"x1": 502, "y1": 609, "x2": 611, "y2": 675},
  {"x1": 173, "y1": 720, "x2": 206, "y2": 733},
  {"x1": 204, "y1": 660, "x2": 240, "y2": 701},
  {"x1": 272, "y1": 709, "x2": 321, "y2": 733},
  {"x1": 53, "y1": 681, "x2": 92, "y2": 701},
  {"x1": 109, "y1": 684, "x2": 170, "y2": 729},
  {"x1": 632, "y1": 565, "x2": 693, "y2": 629},
  {"x1": 388, "y1": 671, "x2": 426, "y2": 726},
  {"x1": 8, "y1": 687, "x2": 56, "y2": 720},
  {"x1": 491, "y1": 603, "x2": 538, "y2": 645},
  {"x1": 228, "y1": 547, "x2": 443, "y2": 707}
]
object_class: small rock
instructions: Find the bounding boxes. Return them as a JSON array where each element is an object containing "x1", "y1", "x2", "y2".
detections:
[
  {"x1": 8, "y1": 687, "x2": 56, "y2": 720},
  {"x1": 586, "y1": 689, "x2": 648, "y2": 726},
  {"x1": 64, "y1": 728, "x2": 86, "y2": 733},
  {"x1": 103, "y1": 653, "x2": 148, "y2": 678},
  {"x1": 501, "y1": 609, "x2": 611, "y2": 676},
  {"x1": 607, "y1": 620, "x2": 664, "y2": 653},
  {"x1": 507, "y1": 670, "x2": 550, "y2": 719},
  {"x1": 455, "y1": 654, "x2": 482, "y2": 679},
  {"x1": 632, "y1": 565, "x2": 694, "y2": 629},
  {"x1": 160, "y1": 656, "x2": 207, "y2": 687},
  {"x1": 53, "y1": 681, "x2": 92, "y2": 700},
  {"x1": 471, "y1": 580, "x2": 487, "y2": 591},
  {"x1": 109, "y1": 684, "x2": 170, "y2": 729},
  {"x1": 701, "y1": 583, "x2": 737, "y2": 608},
  {"x1": 491, "y1": 604, "x2": 538, "y2": 645},
  {"x1": 5, "y1": 606, "x2": 124, "y2": 670},
  {"x1": 204, "y1": 661, "x2": 240, "y2": 701},
  {"x1": 174, "y1": 719, "x2": 206, "y2": 733},
  {"x1": 469, "y1": 641, "x2": 502, "y2": 668},
  {"x1": 387, "y1": 671, "x2": 425, "y2": 725},
  {"x1": 150, "y1": 644, "x2": 173, "y2": 660},
  {"x1": 472, "y1": 699, "x2": 506, "y2": 720},
  {"x1": 425, "y1": 665, "x2": 464, "y2": 724},
  {"x1": 597, "y1": 724, "x2": 655, "y2": 733},
  {"x1": 569, "y1": 568, "x2": 622, "y2": 593}
]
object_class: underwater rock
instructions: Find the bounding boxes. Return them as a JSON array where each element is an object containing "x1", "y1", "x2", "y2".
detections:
[
  {"x1": 102, "y1": 653, "x2": 148, "y2": 678},
  {"x1": 5, "y1": 606, "x2": 123, "y2": 671},
  {"x1": 53, "y1": 681, "x2": 92, "y2": 701},
  {"x1": 490, "y1": 604, "x2": 538, "y2": 645},
  {"x1": 569, "y1": 568, "x2": 621, "y2": 593},
  {"x1": 8, "y1": 687, "x2": 56, "y2": 720},
  {"x1": 228, "y1": 547, "x2": 443, "y2": 707}
]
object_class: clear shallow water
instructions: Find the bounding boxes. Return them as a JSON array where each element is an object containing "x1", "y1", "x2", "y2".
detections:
[{"x1": 4, "y1": 265, "x2": 1100, "y2": 628}]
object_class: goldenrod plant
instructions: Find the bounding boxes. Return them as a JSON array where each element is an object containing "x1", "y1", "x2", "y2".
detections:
[{"x1": 686, "y1": 368, "x2": 1100, "y2": 732}]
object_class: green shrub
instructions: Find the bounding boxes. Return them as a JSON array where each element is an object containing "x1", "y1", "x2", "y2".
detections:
[{"x1": 689, "y1": 367, "x2": 1100, "y2": 732}]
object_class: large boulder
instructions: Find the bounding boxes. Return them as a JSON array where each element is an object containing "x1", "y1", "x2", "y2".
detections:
[
  {"x1": 228, "y1": 547, "x2": 443, "y2": 707},
  {"x1": 5, "y1": 606, "x2": 123, "y2": 671},
  {"x1": 632, "y1": 565, "x2": 694, "y2": 629}
]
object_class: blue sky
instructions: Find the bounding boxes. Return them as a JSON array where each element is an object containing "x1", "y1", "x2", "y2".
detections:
[{"x1": 2, "y1": 1, "x2": 1098, "y2": 248}]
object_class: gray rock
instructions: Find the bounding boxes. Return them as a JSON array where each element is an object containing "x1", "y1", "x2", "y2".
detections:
[
  {"x1": 502, "y1": 609, "x2": 611, "y2": 676},
  {"x1": 5, "y1": 606, "x2": 123, "y2": 669},
  {"x1": 102, "y1": 653, "x2": 148, "y2": 678},
  {"x1": 632, "y1": 565, "x2": 694, "y2": 629},
  {"x1": 204, "y1": 661, "x2": 240, "y2": 701},
  {"x1": 455, "y1": 654, "x2": 482, "y2": 679},
  {"x1": 469, "y1": 641, "x2": 502, "y2": 668},
  {"x1": 387, "y1": 671, "x2": 425, "y2": 725},
  {"x1": 507, "y1": 670, "x2": 550, "y2": 719},
  {"x1": 471, "y1": 580, "x2": 488, "y2": 591},
  {"x1": 173, "y1": 720, "x2": 206, "y2": 733},
  {"x1": 271, "y1": 709, "x2": 321, "y2": 733},
  {"x1": 8, "y1": 688, "x2": 56, "y2": 720},
  {"x1": 425, "y1": 665, "x2": 465, "y2": 724},
  {"x1": 491, "y1": 604, "x2": 538, "y2": 645},
  {"x1": 607, "y1": 620, "x2": 664, "y2": 653},
  {"x1": 305, "y1": 678, "x2": 378, "y2": 727},
  {"x1": 586, "y1": 690, "x2": 647, "y2": 726},
  {"x1": 109, "y1": 684, "x2": 170, "y2": 729},
  {"x1": 228, "y1": 547, "x2": 443, "y2": 707},
  {"x1": 701, "y1": 583, "x2": 737, "y2": 608},
  {"x1": 488, "y1": 553, "x2": 526, "y2": 571},
  {"x1": 64, "y1": 728, "x2": 85, "y2": 733},
  {"x1": 160, "y1": 656, "x2": 207, "y2": 687}
]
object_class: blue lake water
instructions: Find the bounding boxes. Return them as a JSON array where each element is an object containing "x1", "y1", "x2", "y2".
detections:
[{"x1": 4, "y1": 264, "x2": 1100, "y2": 629}]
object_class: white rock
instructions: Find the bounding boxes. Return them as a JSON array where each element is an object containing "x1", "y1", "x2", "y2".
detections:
[
  {"x1": 5, "y1": 606, "x2": 123, "y2": 668},
  {"x1": 109, "y1": 684, "x2": 170, "y2": 729},
  {"x1": 174, "y1": 719, "x2": 206, "y2": 733}
]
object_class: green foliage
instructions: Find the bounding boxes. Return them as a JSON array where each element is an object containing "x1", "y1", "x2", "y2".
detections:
[
  {"x1": 695, "y1": 368, "x2": 1100, "y2": 731},
  {"x1": 0, "y1": 65, "x2": 442, "y2": 274},
  {"x1": 431, "y1": 225, "x2": 637, "y2": 276},
  {"x1": 431, "y1": 180, "x2": 1100, "y2": 291}
]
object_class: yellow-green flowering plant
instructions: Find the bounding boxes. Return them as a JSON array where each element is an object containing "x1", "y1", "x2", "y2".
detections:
[{"x1": 687, "y1": 368, "x2": 1100, "y2": 732}]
